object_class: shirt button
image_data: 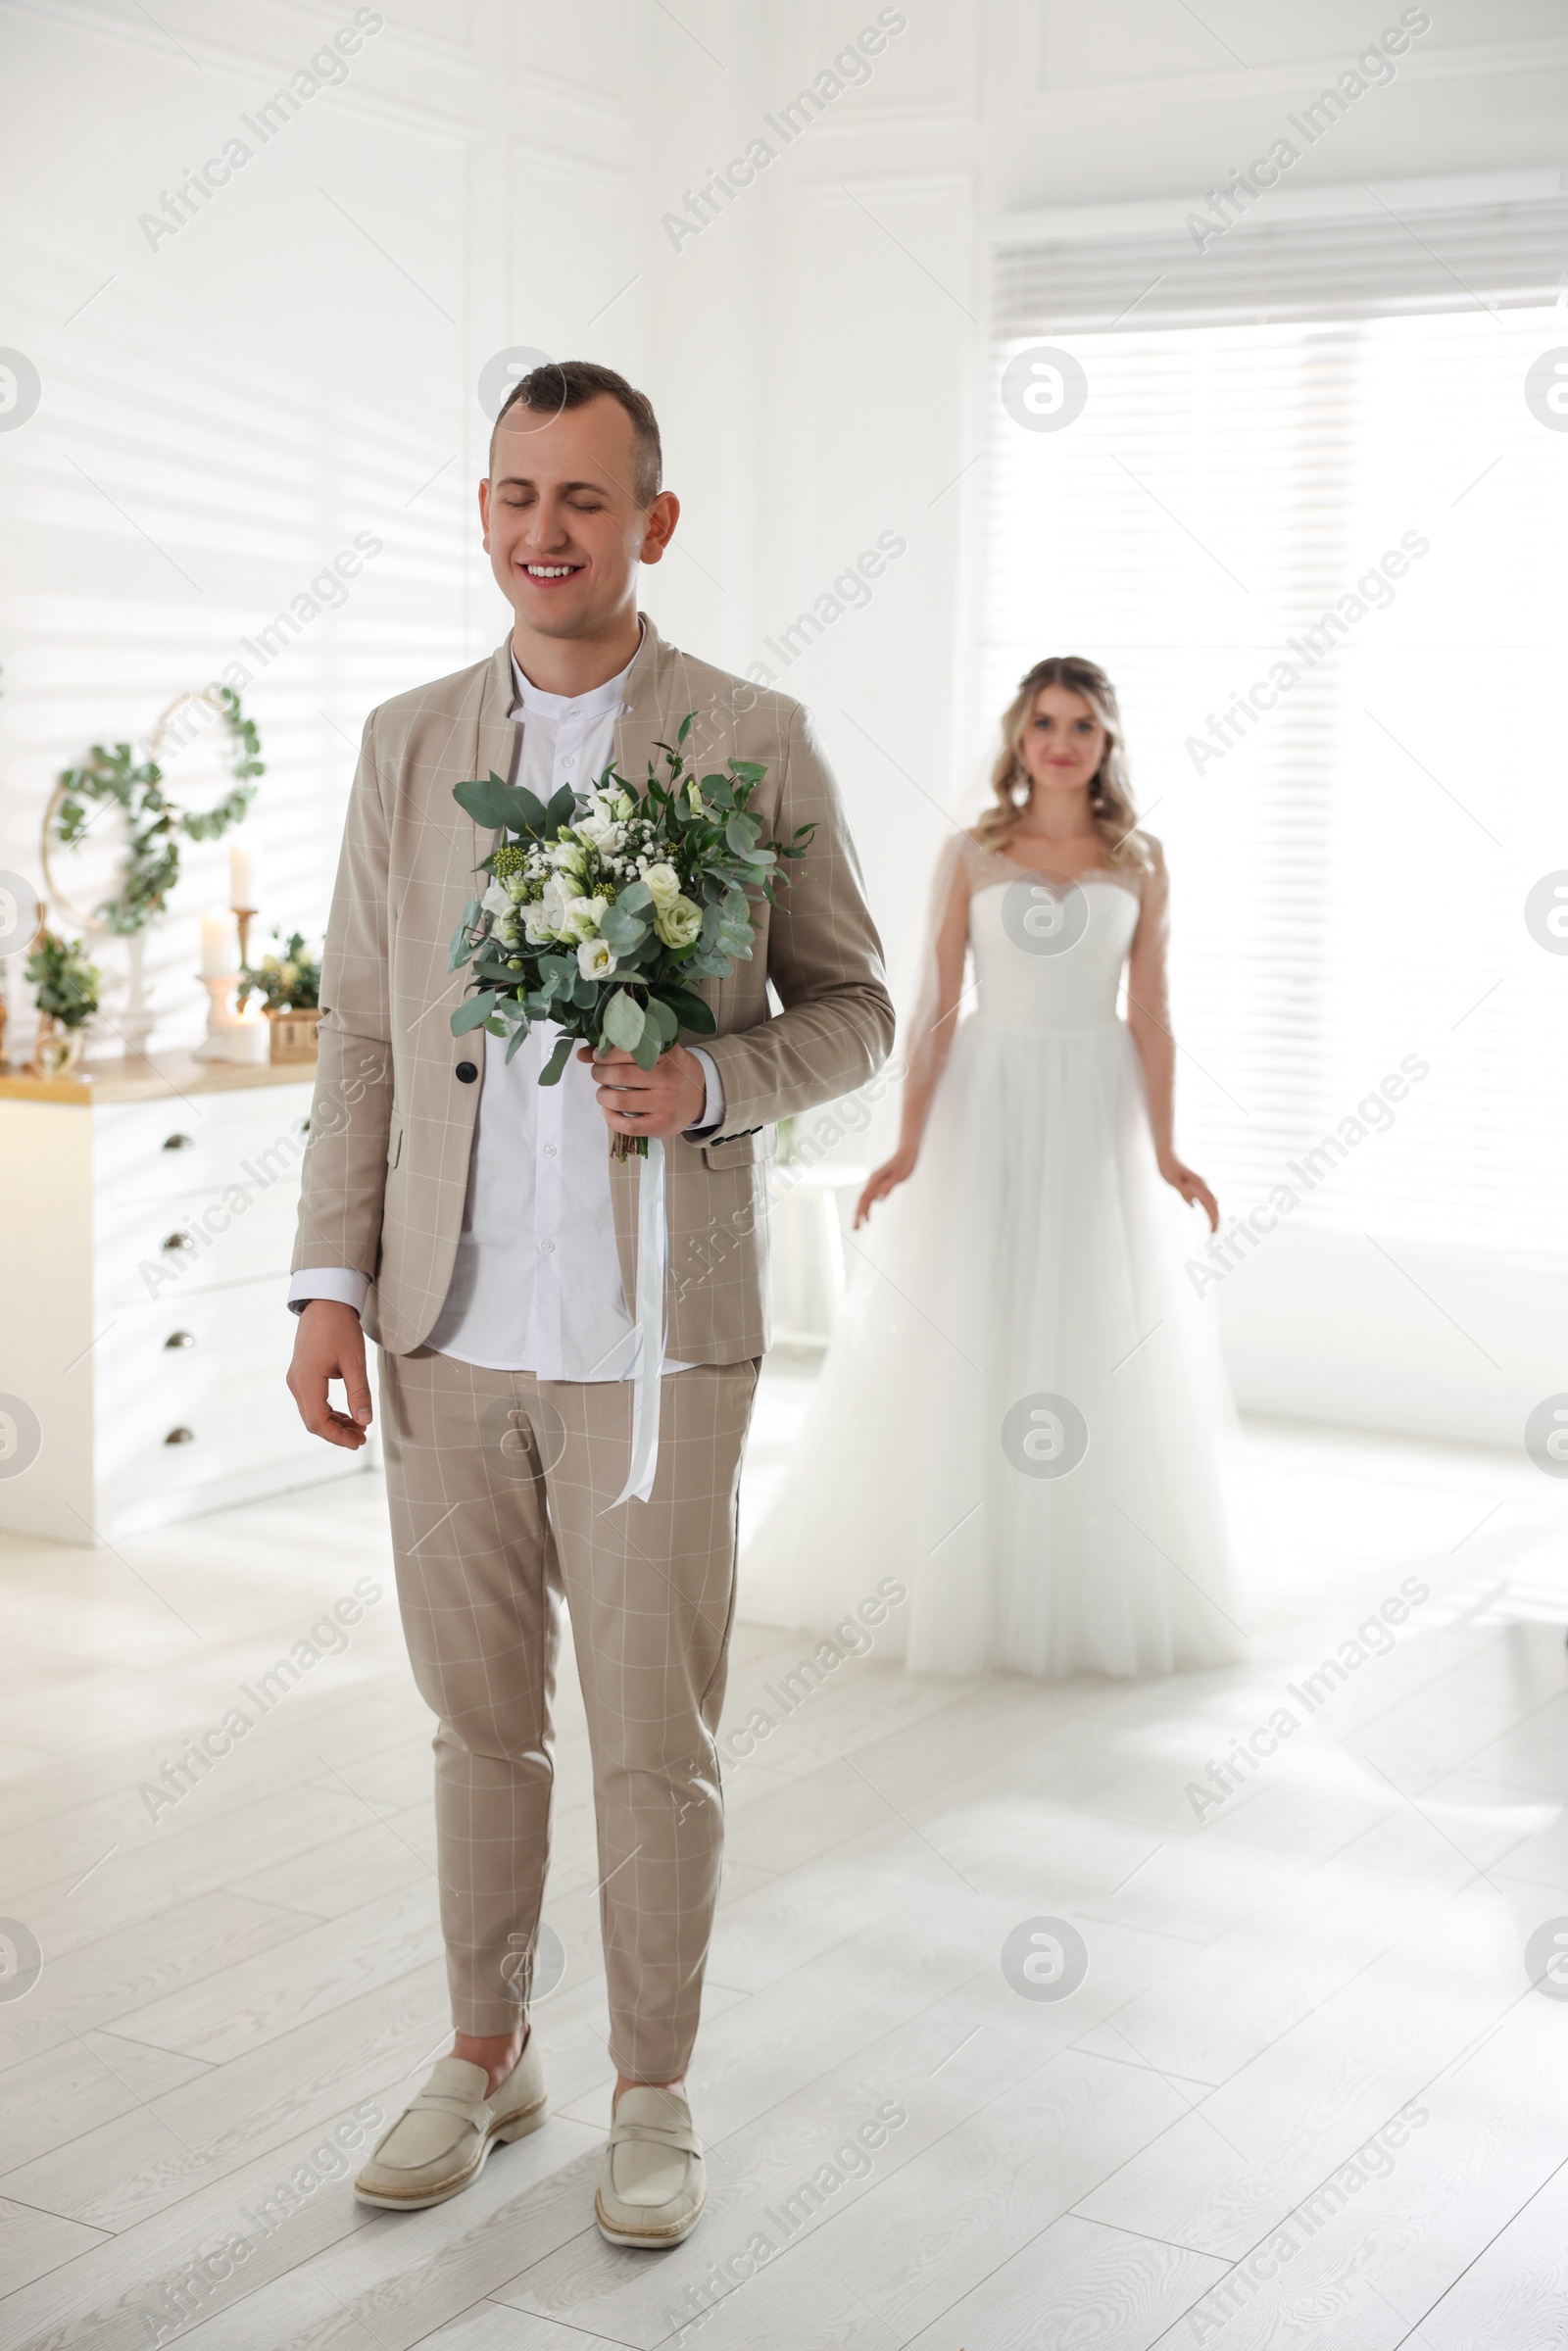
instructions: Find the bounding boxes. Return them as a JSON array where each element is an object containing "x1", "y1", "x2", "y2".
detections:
[
  {"x1": 539, "y1": 1239, "x2": 554, "y2": 1254},
  {"x1": 543, "y1": 1144, "x2": 557, "y2": 1156},
  {"x1": 562, "y1": 755, "x2": 574, "y2": 766}
]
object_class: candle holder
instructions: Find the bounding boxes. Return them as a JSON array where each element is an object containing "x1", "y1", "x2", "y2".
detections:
[
  {"x1": 233, "y1": 906, "x2": 258, "y2": 968},
  {"x1": 192, "y1": 970, "x2": 267, "y2": 1064}
]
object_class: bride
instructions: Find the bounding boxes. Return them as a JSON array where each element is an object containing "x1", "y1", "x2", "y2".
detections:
[{"x1": 740, "y1": 655, "x2": 1249, "y2": 1680}]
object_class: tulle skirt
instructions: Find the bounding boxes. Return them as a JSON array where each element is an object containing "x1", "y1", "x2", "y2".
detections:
[{"x1": 740, "y1": 1013, "x2": 1250, "y2": 1680}]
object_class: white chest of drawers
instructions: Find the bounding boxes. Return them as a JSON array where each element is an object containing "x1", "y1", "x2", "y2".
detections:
[{"x1": 0, "y1": 1053, "x2": 371, "y2": 1543}]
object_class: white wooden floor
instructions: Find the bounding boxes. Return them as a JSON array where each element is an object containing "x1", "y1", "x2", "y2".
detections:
[{"x1": 4, "y1": 1353, "x2": 1568, "y2": 2351}]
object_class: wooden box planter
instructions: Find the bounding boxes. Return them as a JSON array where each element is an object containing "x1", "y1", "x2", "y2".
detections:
[{"x1": 267, "y1": 1006, "x2": 321, "y2": 1064}]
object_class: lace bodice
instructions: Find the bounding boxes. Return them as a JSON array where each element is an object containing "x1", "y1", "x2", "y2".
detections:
[{"x1": 968, "y1": 839, "x2": 1146, "y2": 906}]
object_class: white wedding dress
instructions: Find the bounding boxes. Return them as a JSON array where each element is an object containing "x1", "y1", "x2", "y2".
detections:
[{"x1": 740, "y1": 834, "x2": 1249, "y2": 1681}]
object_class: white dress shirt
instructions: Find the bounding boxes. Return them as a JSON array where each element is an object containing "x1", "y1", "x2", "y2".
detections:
[{"x1": 288, "y1": 634, "x2": 724, "y2": 1377}]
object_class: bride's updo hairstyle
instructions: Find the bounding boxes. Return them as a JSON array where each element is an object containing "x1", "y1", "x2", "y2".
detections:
[{"x1": 976, "y1": 655, "x2": 1150, "y2": 869}]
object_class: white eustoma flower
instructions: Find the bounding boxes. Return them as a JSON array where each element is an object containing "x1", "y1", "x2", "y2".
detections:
[
  {"x1": 577, "y1": 795, "x2": 626, "y2": 854},
  {"x1": 539, "y1": 875, "x2": 572, "y2": 935},
  {"x1": 577, "y1": 937, "x2": 617, "y2": 980},
  {"x1": 481, "y1": 879, "x2": 513, "y2": 918},
  {"x1": 520, "y1": 901, "x2": 555, "y2": 945},
  {"x1": 612, "y1": 790, "x2": 635, "y2": 819},
  {"x1": 563, "y1": 894, "x2": 609, "y2": 944},
  {"x1": 643, "y1": 861, "x2": 682, "y2": 906},
  {"x1": 654, "y1": 894, "x2": 703, "y2": 949},
  {"x1": 550, "y1": 837, "x2": 588, "y2": 878}
]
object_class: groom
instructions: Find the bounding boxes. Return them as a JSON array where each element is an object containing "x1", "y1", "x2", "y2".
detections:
[{"x1": 285, "y1": 360, "x2": 894, "y2": 2246}]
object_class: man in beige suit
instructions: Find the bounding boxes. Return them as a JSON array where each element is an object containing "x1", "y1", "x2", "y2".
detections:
[{"x1": 286, "y1": 361, "x2": 894, "y2": 2247}]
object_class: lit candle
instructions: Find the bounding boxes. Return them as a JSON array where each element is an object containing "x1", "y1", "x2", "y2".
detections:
[
  {"x1": 201, "y1": 907, "x2": 238, "y2": 976},
  {"x1": 228, "y1": 844, "x2": 255, "y2": 909},
  {"x1": 231, "y1": 1000, "x2": 270, "y2": 1063}
]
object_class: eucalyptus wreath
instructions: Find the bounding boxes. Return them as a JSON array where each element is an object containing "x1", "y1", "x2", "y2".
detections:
[{"x1": 50, "y1": 686, "x2": 264, "y2": 936}]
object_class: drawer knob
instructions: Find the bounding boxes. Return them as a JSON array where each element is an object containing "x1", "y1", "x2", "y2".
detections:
[
  {"x1": 162, "y1": 1133, "x2": 195, "y2": 1151},
  {"x1": 164, "y1": 1331, "x2": 195, "y2": 1349},
  {"x1": 161, "y1": 1232, "x2": 194, "y2": 1254},
  {"x1": 164, "y1": 1427, "x2": 195, "y2": 1445}
]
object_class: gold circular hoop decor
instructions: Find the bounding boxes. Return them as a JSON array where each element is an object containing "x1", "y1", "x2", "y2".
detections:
[{"x1": 42, "y1": 685, "x2": 264, "y2": 936}]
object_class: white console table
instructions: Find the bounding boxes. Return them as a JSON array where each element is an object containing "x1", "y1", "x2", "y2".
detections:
[{"x1": 0, "y1": 1053, "x2": 370, "y2": 1543}]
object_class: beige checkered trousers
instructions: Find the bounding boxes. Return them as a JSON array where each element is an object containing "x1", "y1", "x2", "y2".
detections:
[{"x1": 379, "y1": 1344, "x2": 759, "y2": 2083}]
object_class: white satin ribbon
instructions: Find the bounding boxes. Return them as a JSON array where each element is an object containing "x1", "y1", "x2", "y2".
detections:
[{"x1": 610, "y1": 1135, "x2": 667, "y2": 1506}]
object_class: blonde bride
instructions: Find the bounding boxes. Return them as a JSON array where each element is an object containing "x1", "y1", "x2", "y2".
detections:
[{"x1": 741, "y1": 656, "x2": 1248, "y2": 1680}]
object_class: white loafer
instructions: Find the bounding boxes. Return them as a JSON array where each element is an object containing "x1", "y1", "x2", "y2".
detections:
[
  {"x1": 355, "y1": 2039, "x2": 547, "y2": 2210},
  {"x1": 595, "y1": 2084, "x2": 706, "y2": 2247}
]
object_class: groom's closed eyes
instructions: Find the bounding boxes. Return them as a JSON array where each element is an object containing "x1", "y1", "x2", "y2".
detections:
[{"x1": 493, "y1": 477, "x2": 611, "y2": 512}]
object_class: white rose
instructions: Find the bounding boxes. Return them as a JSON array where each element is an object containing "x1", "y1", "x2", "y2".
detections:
[
  {"x1": 643, "y1": 861, "x2": 682, "y2": 907},
  {"x1": 577, "y1": 938, "x2": 617, "y2": 980},
  {"x1": 480, "y1": 879, "x2": 513, "y2": 918},
  {"x1": 654, "y1": 894, "x2": 703, "y2": 949}
]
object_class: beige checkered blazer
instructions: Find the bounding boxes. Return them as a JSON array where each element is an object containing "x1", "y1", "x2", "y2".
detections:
[{"x1": 293, "y1": 615, "x2": 896, "y2": 1361}]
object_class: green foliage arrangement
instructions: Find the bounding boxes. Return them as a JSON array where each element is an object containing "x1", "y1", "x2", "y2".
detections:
[
  {"x1": 53, "y1": 686, "x2": 263, "y2": 935},
  {"x1": 25, "y1": 930, "x2": 103, "y2": 1029},
  {"x1": 238, "y1": 930, "x2": 321, "y2": 1013}
]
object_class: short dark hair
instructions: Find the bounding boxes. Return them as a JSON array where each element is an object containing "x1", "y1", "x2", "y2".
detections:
[{"x1": 491, "y1": 361, "x2": 662, "y2": 508}]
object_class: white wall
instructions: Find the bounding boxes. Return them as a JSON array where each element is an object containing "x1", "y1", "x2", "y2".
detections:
[
  {"x1": 0, "y1": 0, "x2": 647, "y2": 1055},
  {"x1": 3, "y1": 1, "x2": 1564, "y2": 1444}
]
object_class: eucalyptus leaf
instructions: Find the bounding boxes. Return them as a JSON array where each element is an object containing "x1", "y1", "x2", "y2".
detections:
[
  {"x1": 544, "y1": 783, "x2": 578, "y2": 831},
  {"x1": 617, "y1": 878, "x2": 653, "y2": 913},
  {"x1": 600, "y1": 905, "x2": 649, "y2": 952},
  {"x1": 454, "y1": 774, "x2": 530, "y2": 833},
  {"x1": 631, "y1": 1027, "x2": 662, "y2": 1071},
  {"x1": 504, "y1": 1021, "x2": 533, "y2": 1063},
  {"x1": 645, "y1": 994, "x2": 680, "y2": 1047},
  {"x1": 538, "y1": 1033, "x2": 573, "y2": 1086},
  {"x1": 602, "y1": 989, "x2": 646, "y2": 1052},
  {"x1": 451, "y1": 991, "x2": 498, "y2": 1035}
]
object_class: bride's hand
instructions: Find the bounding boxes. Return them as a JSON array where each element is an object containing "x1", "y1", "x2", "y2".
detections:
[
  {"x1": 1158, "y1": 1153, "x2": 1219, "y2": 1232},
  {"x1": 855, "y1": 1145, "x2": 917, "y2": 1228}
]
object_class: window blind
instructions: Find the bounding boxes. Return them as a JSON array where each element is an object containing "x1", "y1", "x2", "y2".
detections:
[{"x1": 978, "y1": 196, "x2": 1568, "y2": 1259}]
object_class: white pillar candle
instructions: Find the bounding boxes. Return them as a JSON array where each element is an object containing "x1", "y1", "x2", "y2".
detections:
[
  {"x1": 230, "y1": 1000, "x2": 270, "y2": 1063},
  {"x1": 228, "y1": 844, "x2": 255, "y2": 908},
  {"x1": 201, "y1": 906, "x2": 238, "y2": 976}
]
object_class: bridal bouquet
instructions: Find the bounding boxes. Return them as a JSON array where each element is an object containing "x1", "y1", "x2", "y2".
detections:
[{"x1": 447, "y1": 712, "x2": 812, "y2": 1155}]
